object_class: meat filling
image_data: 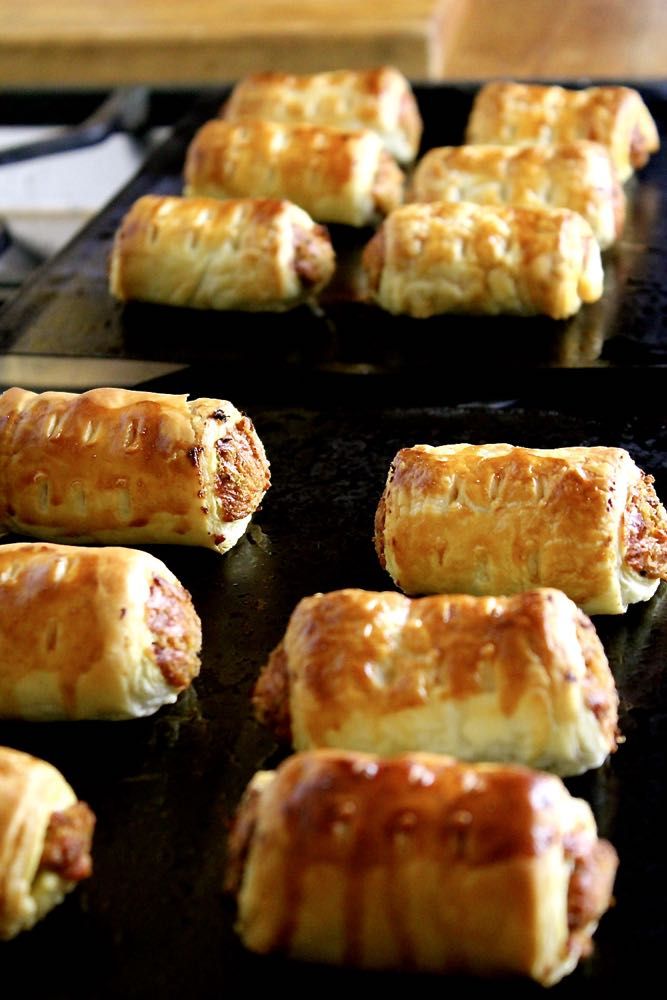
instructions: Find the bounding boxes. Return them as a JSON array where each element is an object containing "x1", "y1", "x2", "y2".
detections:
[
  {"x1": 361, "y1": 227, "x2": 386, "y2": 297},
  {"x1": 223, "y1": 781, "x2": 262, "y2": 897},
  {"x1": 214, "y1": 417, "x2": 271, "y2": 522},
  {"x1": 147, "y1": 575, "x2": 202, "y2": 689},
  {"x1": 567, "y1": 838, "x2": 618, "y2": 949},
  {"x1": 293, "y1": 223, "x2": 334, "y2": 291},
  {"x1": 623, "y1": 472, "x2": 667, "y2": 578},
  {"x1": 372, "y1": 151, "x2": 404, "y2": 217},
  {"x1": 252, "y1": 641, "x2": 292, "y2": 743},
  {"x1": 38, "y1": 801, "x2": 95, "y2": 883}
]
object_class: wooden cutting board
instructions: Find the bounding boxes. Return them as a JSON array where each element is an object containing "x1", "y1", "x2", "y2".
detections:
[{"x1": 0, "y1": 0, "x2": 466, "y2": 86}]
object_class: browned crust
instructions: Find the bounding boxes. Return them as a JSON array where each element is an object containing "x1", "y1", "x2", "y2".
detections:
[
  {"x1": 254, "y1": 588, "x2": 619, "y2": 760},
  {"x1": 233, "y1": 750, "x2": 584, "y2": 867}
]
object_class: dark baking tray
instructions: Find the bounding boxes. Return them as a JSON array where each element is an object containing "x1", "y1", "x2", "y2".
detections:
[
  {"x1": 1, "y1": 81, "x2": 667, "y2": 993},
  {"x1": 1, "y1": 387, "x2": 667, "y2": 995},
  {"x1": 1, "y1": 80, "x2": 667, "y2": 392}
]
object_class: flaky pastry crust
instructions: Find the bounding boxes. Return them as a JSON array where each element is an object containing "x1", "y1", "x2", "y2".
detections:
[
  {"x1": 375, "y1": 442, "x2": 667, "y2": 615},
  {"x1": 225, "y1": 748, "x2": 618, "y2": 986},
  {"x1": 183, "y1": 119, "x2": 405, "y2": 227},
  {"x1": 109, "y1": 195, "x2": 336, "y2": 311},
  {"x1": 0, "y1": 746, "x2": 94, "y2": 940},
  {"x1": 221, "y1": 66, "x2": 423, "y2": 165},
  {"x1": 465, "y1": 81, "x2": 660, "y2": 183},
  {"x1": 253, "y1": 587, "x2": 619, "y2": 776},
  {"x1": 362, "y1": 201, "x2": 603, "y2": 319},
  {"x1": 0, "y1": 386, "x2": 270, "y2": 553},
  {"x1": 408, "y1": 141, "x2": 625, "y2": 249},
  {"x1": 0, "y1": 541, "x2": 202, "y2": 720}
]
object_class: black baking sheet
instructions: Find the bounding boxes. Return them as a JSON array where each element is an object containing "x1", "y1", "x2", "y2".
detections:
[
  {"x1": 1, "y1": 390, "x2": 667, "y2": 995},
  {"x1": 0, "y1": 81, "x2": 667, "y2": 383}
]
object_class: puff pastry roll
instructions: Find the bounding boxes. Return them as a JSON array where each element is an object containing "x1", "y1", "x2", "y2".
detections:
[
  {"x1": 408, "y1": 141, "x2": 625, "y2": 250},
  {"x1": 221, "y1": 66, "x2": 423, "y2": 165},
  {"x1": 0, "y1": 746, "x2": 95, "y2": 939},
  {"x1": 253, "y1": 587, "x2": 619, "y2": 776},
  {"x1": 465, "y1": 81, "x2": 660, "y2": 183},
  {"x1": 109, "y1": 195, "x2": 335, "y2": 312},
  {"x1": 375, "y1": 443, "x2": 667, "y2": 615},
  {"x1": 0, "y1": 541, "x2": 201, "y2": 720},
  {"x1": 0, "y1": 386, "x2": 270, "y2": 554},
  {"x1": 361, "y1": 201, "x2": 603, "y2": 319},
  {"x1": 183, "y1": 119, "x2": 404, "y2": 227},
  {"x1": 225, "y1": 748, "x2": 618, "y2": 986}
]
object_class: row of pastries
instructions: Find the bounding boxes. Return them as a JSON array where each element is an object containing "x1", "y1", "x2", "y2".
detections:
[
  {"x1": 2, "y1": 376, "x2": 667, "y2": 984},
  {"x1": 108, "y1": 67, "x2": 659, "y2": 320},
  {"x1": 0, "y1": 67, "x2": 664, "y2": 984}
]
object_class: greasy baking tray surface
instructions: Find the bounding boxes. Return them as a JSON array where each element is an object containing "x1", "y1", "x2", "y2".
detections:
[
  {"x1": 1, "y1": 394, "x2": 666, "y2": 995},
  {"x1": 0, "y1": 82, "x2": 667, "y2": 386}
]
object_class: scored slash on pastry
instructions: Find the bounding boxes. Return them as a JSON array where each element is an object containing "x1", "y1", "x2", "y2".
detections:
[
  {"x1": 0, "y1": 386, "x2": 270, "y2": 554},
  {"x1": 253, "y1": 587, "x2": 620, "y2": 777},
  {"x1": 109, "y1": 195, "x2": 336, "y2": 312},
  {"x1": 0, "y1": 542, "x2": 202, "y2": 720},
  {"x1": 375, "y1": 442, "x2": 667, "y2": 615},
  {"x1": 225, "y1": 748, "x2": 619, "y2": 986}
]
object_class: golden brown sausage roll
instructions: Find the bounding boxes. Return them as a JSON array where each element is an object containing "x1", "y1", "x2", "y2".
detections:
[
  {"x1": 375, "y1": 443, "x2": 667, "y2": 615},
  {"x1": 225, "y1": 748, "x2": 618, "y2": 986},
  {"x1": 408, "y1": 141, "x2": 625, "y2": 249},
  {"x1": 361, "y1": 201, "x2": 603, "y2": 319},
  {"x1": 109, "y1": 195, "x2": 335, "y2": 311},
  {"x1": 0, "y1": 746, "x2": 95, "y2": 939},
  {"x1": 0, "y1": 541, "x2": 201, "y2": 720},
  {"x1": 221, "y1": 66, "x2": 423, "y2": 165},
  {"x1": 253, "y1": 587, "x2": 619, "y2": 776},
  {"x1": 465, "y1": 81, "x2": 660, "y2": 183},
  {"x1": 183, "y1": 119, "x2": 404, "y2": 227},
  {"x1": 0, "y1": 386, "x2": 270, "y2": 554}
]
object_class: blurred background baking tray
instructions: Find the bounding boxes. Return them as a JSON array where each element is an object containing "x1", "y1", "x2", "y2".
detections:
[{"x1": 0, "y1": 81, "x2": 666, "y2": 397}]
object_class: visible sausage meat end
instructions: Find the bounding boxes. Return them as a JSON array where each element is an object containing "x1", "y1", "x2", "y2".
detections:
[
  {"x1": 567, "y1": 838, "x2": 618, "y2": 952},
  {"x1": 293, "y1": 223, "x2": 334, "y2": 291},
  {"x1": 362, "y1": 227, "x2": 386, "y2": 297},
  {"x1": 215, "y1": 417, "x2": 271, "y2": 522},
  {"x1": 623, "y1": 472, "x2": 667, "y2": 579},
  {"x1": 147, "y1": 575, "x2": 202, "y2": 689},
  {"x1": 38, "y1": 801, "x2": 96, "y2": 883},
  {"x1": 252, "y1": 641, "x2": 292, "y2": 743}
]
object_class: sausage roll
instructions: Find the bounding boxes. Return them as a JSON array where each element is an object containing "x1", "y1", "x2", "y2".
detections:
[
  {"x1": 183, "y1": 119, "x2": 404, "y2": 227},
  {"x1": 253, "y1": 587, "x2": 619, "y2": 777},
  {"x1": 361, "y1": 201, "x2": 603, "y2": 319},
  {"x1": 225, "y1": 748, "x2": 618, "y2": 986},
  {"x1": 465, "y1": 81, "x2": 660, "y2": 183},
  {"x1": 0, "y1": 541, "x2": 201, "y2": 720},
  {"x1": 0, "y1": 386, "x2": 270, "y2": 554},
  {"x1": 408, "y1": 141, "x2": 625, "y2": 249},
  {"x1": 0, "y1": 746, "x2": 95, "y2": 940},
  {"x1": 109, "y1": 195, "x2": 336, "y2": 312},
  {"x1": 375, "y1": 443, "x2": 667, "y2": 615},
  {"x1": 220, "y1": 66, "x2": 423, "y2": 165}
]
